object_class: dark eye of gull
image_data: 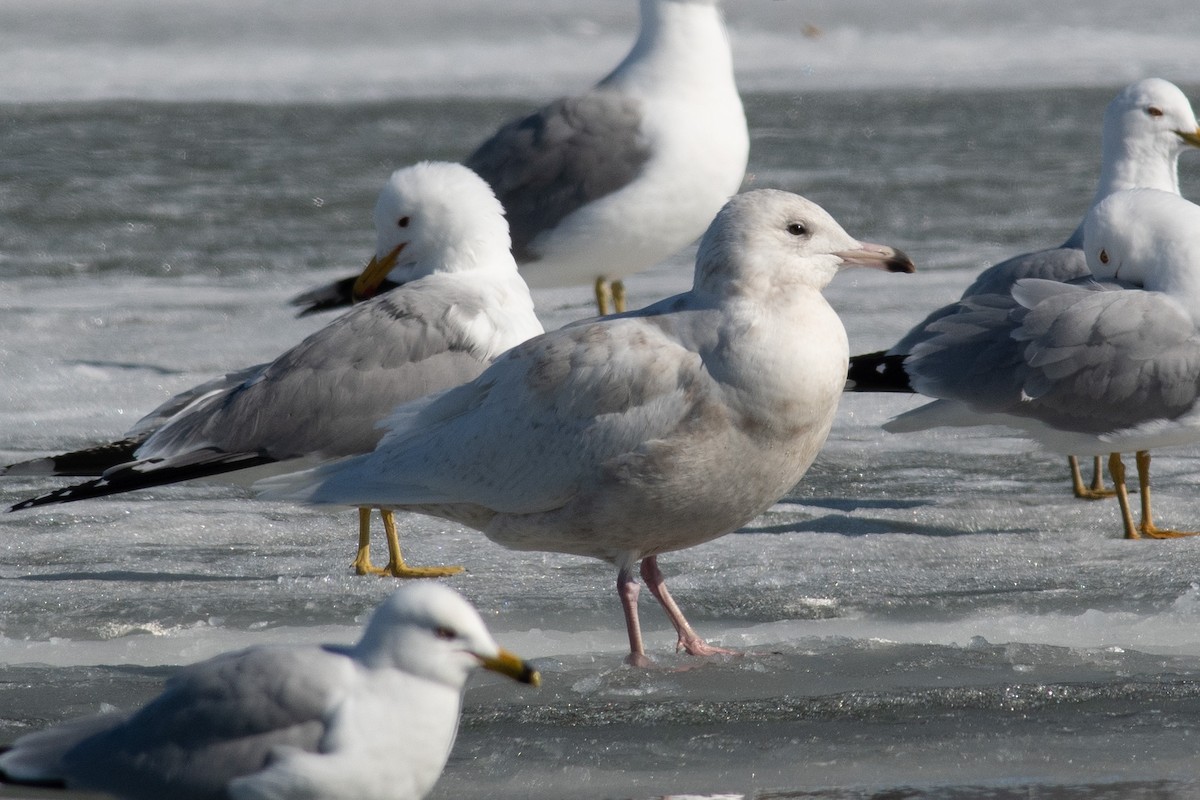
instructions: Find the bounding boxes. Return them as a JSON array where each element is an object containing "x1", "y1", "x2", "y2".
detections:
[
  {"x1": 786, "y1": 222, "x2": 808, "y2": 237},
  {"x1": 1099, "y1": 249, "x2": 1109, "y2": 264},
  {"x1": 397, "y1": 216, "x2": 411, "y2": 228},
  {"x1": 1147, "y1": 106, "x2": 1164, "y2": 118},
  {"x1": 433, "y1": 626, "x2": 457, "y2": 640}
]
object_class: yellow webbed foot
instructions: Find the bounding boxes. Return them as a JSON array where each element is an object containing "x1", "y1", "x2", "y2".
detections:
[{"x1": 383, "y1": 562, "x2": 466, "y2": 579}]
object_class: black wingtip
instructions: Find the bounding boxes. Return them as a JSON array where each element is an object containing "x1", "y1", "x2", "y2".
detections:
[
  {"x1": 845, "y1": 350, "x2": 915, "y2": 393},
  {"x1": 8, "y1": 451, "x2": 278, "y2": 512},
  {"x1": 3, "y1": 438, "x2": 144, "y2": 478}
]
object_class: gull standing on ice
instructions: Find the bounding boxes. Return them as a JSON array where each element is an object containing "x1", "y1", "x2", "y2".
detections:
[
  {"x1": 264, "y1": 189, "x2": 915, "y2": 663},
  {"x1": 6, "y1": 162, "x2": 544, "y2": 577},
  {"x1": 0, "y1": 583, "x2": 540, "y2": 800},
  {"x1": 293, "y1": 0, "x2": 749, "y2": 317},
  {"x1": 887, "y1": 188, "x2": 1200, "y2": 539},
  {"x1": 845, "y1": 78, "x2": 1200, "y2": 497}
]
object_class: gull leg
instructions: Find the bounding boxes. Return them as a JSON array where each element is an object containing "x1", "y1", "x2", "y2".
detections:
[
  {"x1": 378, "y1": 510, "x2": 465, "y2": 578},
  {"x1": 612, "y1": 279, "x2": 627, "y2": 314},
  {"x1": 640, "y1": 556, "x2": 737, "y2": 658},
  {"x1": 1109, "y1": 453, "x2": 1140, "y2": 539},
  {"x1": 594, "y1": 277, "x2": 614, "y2": 316},
  {"x1": 352, "y1": 507, "x2": 382, "y2": 575},
  {"x1": 1134, "y1": 451, "x2": 1200, "y2": 539},
  {"x1": 618, "y1": 567, "x2": 652, "y2": 667},
  {"x1": 1071, "y1": 455, "x2": 1115, "y2": 500}
]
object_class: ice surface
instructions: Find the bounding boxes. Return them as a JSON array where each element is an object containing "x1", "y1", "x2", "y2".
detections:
[
  {"x1": 0, "y1": 0, "x2": 1199, "y2": 101},
  {"x1": 4, "y1": 54, "x2": 1200, "y2": 800}
]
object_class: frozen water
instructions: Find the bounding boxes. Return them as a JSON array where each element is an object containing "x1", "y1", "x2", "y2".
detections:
[{"x1": 3, "y1": 3, "x2": 1200, "y2": 798}]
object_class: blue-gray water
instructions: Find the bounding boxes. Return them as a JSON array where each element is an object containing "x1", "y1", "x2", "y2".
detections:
[{"x1": 5, "y1": 2, "x2": 1200, "y2": 799}]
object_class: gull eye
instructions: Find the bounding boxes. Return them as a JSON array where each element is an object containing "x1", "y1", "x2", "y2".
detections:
[
  {"x1": 1099, "y1": 249, "x2": 1109, "y2": 264},
  {"x1": 786, "y1": 222, "x2": 808, "y2": 237},
  {"x1": 433, "y1": 626, "x2": 457, "y2": 640},
  {"x1": 397, "y1": 216, "x2": 411, "y2": 228},
  {"x1": 1147, "y1": 106, "x2": 1164, "y2": 118}
]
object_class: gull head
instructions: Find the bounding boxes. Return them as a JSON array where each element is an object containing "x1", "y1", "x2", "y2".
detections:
[
  {"x1": 353, "y1": 583, "x2": 540, "y2": 690},
  {"x1": 353, "y1": 161, "x2": 514, "y2": 301},
  {"x1": 1102, "y1": 79, "x2": 1200, "y2": 190},
  {"x1": 1085, "y1": 188, "x2": 1200, "y2": 297},
  {"x1": 693, "y1": 189, "x2": 914, "y2": 297}
]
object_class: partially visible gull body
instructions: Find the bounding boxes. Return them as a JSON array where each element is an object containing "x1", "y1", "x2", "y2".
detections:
[
  {"x1": 0, "y1": 583, "x2": 539, "y2": 800},
  {"x1": 846, "y1": 78, "x2": 1200, "y2": 497},
  {"x1": 888, "y1": 188, "x2": 1200, "y2": 539},
  {"x1": 293, "y1": 0, "x2": 748, "y2": 317},
  {"x1": 6, "y1": 162, "x2": 544, "y2": 577},
  {"x1": 265, "y1": 189, "x2": 915, "y2": 664}
]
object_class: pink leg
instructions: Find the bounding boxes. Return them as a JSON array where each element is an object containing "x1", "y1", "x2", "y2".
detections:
[
  {"x1": 618, "y1": 568, "x2": 652, "y2": 667},
  {"x1": 640, "y1": 556, "x2": 737, "y2": 657}
]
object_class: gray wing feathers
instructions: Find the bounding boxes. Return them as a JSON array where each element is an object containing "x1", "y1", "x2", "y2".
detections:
[
  {"x1": 126, "y1": 364, "x2": 268, "y2": 439},
  {"x1": 0, "y1": 711, "x2": 130, "y2": 785},
  {"x1": 57, "y1": 647, "x2": 338, "y2": 799},
  {"x1": 304, "y1": 318, "x2": 709, "y2": 514},
  {"x1": 141, "y1": 286, "x2": 496, "y2": 462},
  {"x1": 909, "y1": 281, "x2": 1200, "y2": 434},
  {"x1": 959, "y1": 246, "x2": 1088, "y2": 297},
  {"x1": 465, "y1": 90, "x2": 651, "y2": 261},
  {"x1": 890, "y1": 246, "x2": 1088, "y2": 354}
]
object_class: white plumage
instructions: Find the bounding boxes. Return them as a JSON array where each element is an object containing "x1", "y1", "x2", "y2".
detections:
[
  {"x1": 0, "y1": 583, "x2": 539, "y2": 800},
  {"x1": 265, "y1": 189, "x2": 915, "y2": 663}
]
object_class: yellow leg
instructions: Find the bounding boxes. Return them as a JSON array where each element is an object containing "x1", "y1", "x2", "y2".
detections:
[
  {"x1": 352, "y1": 508, "x2": 465, "y2": 577},
  {"x1": 378, "y1": 509, "x2": 465, "y2": 578},
  {"x1": 1070, "y1": 455, "x2": 1115, "y2": 500},
  {"x1": 352, "y1": 507, "x2": 382, "y2": 574},
  {"x1": 1109, "y1": 453, "x2": 1140, "y2": 540},
  {"x1": 1134, "y1": 450, "x2": 1200, "y2": 539},
  {"x1": 612, "y1": 279, "x2": 627, "y2": 314},
  {"x1": 594, "y1": 276, "x2": 613, "y2": 316}
]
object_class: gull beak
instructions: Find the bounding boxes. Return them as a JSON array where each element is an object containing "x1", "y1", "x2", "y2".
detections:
[
  {"x1": 352, "y1": 242, "x2": 406, "y2": 302},
  {"x1": 478, "y1": 647, "x2": 541, "y2": 686},
  {"x1": 834, "y1": 241, "x2": 916, "y2": 274},
  {"x1": 1175, "y1": 127, "x2": 1200, "y2": 148}
]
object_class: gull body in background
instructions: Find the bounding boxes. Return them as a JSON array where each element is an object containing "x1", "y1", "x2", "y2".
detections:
[
  {"x1": 294, "y1": 0, "x2": 748, "y2": 317},
  {"x1": 888, "y1": 189, "x2": 1200, "y2": 539},
  {"x1": 845, "y1": 78, "x2": 1200, "y2": 498},
  {"x1": 265, "y1": 189, "x2": 915, "y2": 664},
  {"x1": 6, "y1": 162, "x2": 544, "y2": 577},
  {"x1": 0, "y1": 584, "x2": 539, "y2": 800}
]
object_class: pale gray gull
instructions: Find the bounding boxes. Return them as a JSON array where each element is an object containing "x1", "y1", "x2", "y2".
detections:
[
  {"x1": 0, "y1": 583, "x2": 539, "y2": 800},
  {"x1": 263, "y1": 189, "x2": 915, "y2": 664},
  {"x1": 846, "y1": 78, "x2": 1200, "y2": 498},
  {"x1": 886, "y1": 188, "x2": 1200, "y2": 539},
  {"x1": 292, "y1": 0, "x2": 748, "y2": 317},
  {"x1": 6, "y1": 162, "x2": 544, "y2": 577}
]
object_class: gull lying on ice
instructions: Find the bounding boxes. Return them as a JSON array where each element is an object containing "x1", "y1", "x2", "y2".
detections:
[{"x1": 0, "y1": 583, "x2": 539, "y2": 800}]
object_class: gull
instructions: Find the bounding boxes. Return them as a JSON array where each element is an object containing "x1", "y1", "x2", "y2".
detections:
[
  {"x1": 293, "y1": 0, "x2": 748, "y2": 317},
  {"x1": 263, "y1": 189, "x2": 915, "y2": 664},
  {"x1": 5, "y1": 162, "x2": 544, "y2": 577},
  {"x1": 0, "y1": 583, "x2": 539, "y2": 800},
  {"x1": 887, "y1": 188, "x2": 1200, "y2": 539},
  {"x1": 845, "y1": 78, "x2": 1200, "y2": 498}
]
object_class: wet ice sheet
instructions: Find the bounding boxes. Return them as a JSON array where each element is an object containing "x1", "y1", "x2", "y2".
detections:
[{"x1": 5, "y1": 87, "x2": 1200, "y2": 798}]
